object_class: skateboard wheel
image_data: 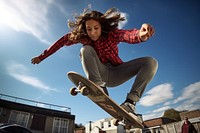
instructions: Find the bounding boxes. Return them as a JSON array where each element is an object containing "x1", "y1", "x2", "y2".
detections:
[
  {"x1": 80, "y1": 86, "x2": 89, "y2": 96},
  {"x1": 70, "y1": 87, "x2": 78, "y2": 96},
  {"x1": 113, "y1": 119, "x2": 120, "y2": 126}
]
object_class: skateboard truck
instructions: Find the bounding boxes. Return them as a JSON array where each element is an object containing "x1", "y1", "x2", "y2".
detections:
[
  {"x1": 70, "y1": 82, "x2": 90, "y2": 96},
  {"x1": 113, "y1": 118, "x2": 133, "y2": 129}
]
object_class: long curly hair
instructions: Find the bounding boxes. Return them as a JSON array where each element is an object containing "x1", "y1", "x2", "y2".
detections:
[{"x1": 68, "y1": 7, "x2": 125, "y2": 41}]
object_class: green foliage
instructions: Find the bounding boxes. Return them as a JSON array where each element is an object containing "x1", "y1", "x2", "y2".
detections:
[{"x1": 163, "y1": 108, "x2": 181, "y2": 121}]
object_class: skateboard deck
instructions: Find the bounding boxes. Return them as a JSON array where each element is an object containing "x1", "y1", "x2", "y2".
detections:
[{"x1": 67, "y1": 71, "x2": 143, "y2": 129}]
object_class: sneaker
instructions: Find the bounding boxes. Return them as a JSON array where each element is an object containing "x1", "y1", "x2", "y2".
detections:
[
  {"x1": 99, "y1": 82, "x2": 109, "y2": 96},
  {"x1": 120, "y1": 102, "x2": 136, "y2": 114},
  {"x1": 100, "y1": 86, "x2": 109, "y2": 96},
  {"x1": 120, "y1": 102, "x2": 142, "y2": 123}
]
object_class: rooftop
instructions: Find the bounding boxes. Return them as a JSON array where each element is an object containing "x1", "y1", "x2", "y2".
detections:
[{"x1": 0, "y1": 93, "x2": 71, "y2": 113}]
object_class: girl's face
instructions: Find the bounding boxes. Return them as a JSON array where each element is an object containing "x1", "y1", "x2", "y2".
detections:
[{"x1": 85, "y1": 19, "x2": 102, "y2": 41}]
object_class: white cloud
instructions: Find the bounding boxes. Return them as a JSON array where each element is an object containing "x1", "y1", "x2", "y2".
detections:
[
  {"x1": 6, "y1": 62, "x2": 60, "y2": 93},
  {"x1": 173, "y1": 82, "x2": 200, "y2": 104},
  {"x1": 175, "y1": 101, "x2": 200, "y2": 111},
  {"x1": 140, "y1": 82, "x2": 200, "y2": 121},
  {"x1": 0, "y1": 0, "x2": 129, "y2": 43},
  {"x1": 140, "y1": 83, "x2": 174, "y2": 106},
  {"x1": 142, "y1": 113, "x2": 162, "y2": 121},
  {"x1": 0, "y1": 0, "x2": 54, "y2": 44},
  {"x1": 118, "y1": 12, "x2": 129, "y2": 29},
  {"x1": 152, "y1": 106, "x2": 171, "y2": 113},
  {"x1": 105, "y1": 9, "x2": 128, "y2": 29},
  {"x1": 163, "y1": 101, "x2": 172, "y2": 106},
  {"x1": 174, "y1": 82, "x2": 200, "y2": 111}
]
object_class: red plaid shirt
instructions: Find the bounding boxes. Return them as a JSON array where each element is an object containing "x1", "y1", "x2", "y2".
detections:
[{"x1": 39, "y1": 28, "x2": 141, "y2": 66}]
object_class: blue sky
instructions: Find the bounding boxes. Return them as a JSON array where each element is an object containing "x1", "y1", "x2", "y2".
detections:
[{"x1": 0, "y1": 0, "x2": 200, "y2": 125}]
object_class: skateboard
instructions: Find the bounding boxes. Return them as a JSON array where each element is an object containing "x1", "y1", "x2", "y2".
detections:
[{"x1": 67, "y1": 71, "x2": 144, "y2": 129}]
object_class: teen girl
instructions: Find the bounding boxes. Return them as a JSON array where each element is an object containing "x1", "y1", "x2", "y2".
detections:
[{"x1": 31, "y1": 8, "x2": 158, "y2": 120}]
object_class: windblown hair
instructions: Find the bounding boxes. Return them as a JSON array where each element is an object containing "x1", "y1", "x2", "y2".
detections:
[{"x1": 68, "y1": 7, "x2": 125, "y2": 41}]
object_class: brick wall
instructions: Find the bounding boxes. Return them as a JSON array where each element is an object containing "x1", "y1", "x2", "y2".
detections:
[{"x1": 179, "y1": 109, "x2": 200, "y2": 120}]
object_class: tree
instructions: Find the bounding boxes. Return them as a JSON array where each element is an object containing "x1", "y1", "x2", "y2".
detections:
[
  {"x1": 75, "y1": 123, "x2": 84, "y2": 129},
  {"x1": 163, "y1": 108, "x2": 181, "y2": 121}
]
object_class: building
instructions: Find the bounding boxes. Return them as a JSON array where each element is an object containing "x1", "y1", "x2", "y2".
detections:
[
  {"x1": 142, "y1": 109, "x2": 200, "y2": 133},
  {"x1": 84, "y1": 117, "x2": 142, "y2": 133},
  {"x1": 179, "y1": 109, "x2": 200, "y2": 132},
  {"x1": 179, "y1": 109, "x2": 200, "y2": 121},
  {"x1": 0, "y1": 93, "x2": 75, "y2": 133},
  {"x1": 84, "y1": 109, "x2": 200, "y2": 133},
  {"x1": 142, "y1": 117, "x2": 177, "y2": 133},
  {"x1": 85, "y1": 117, "x2": 122, "y2": 133}
]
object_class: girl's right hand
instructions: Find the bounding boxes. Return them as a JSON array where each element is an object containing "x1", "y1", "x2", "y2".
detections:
[
  {"x1": 31, "y1": 57, "x2": 41, "y2": 64},
  {"x1": 139, "y1": 23, "x2": 155, "y2": 42}
]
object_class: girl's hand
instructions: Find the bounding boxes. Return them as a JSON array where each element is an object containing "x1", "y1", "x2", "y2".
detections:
[
  {"x1": 139, "y1": 23, "x2": 155, "y2": 42},
  {"x1": 31, "y1": 56, "x2": 41, "y2": 64}
]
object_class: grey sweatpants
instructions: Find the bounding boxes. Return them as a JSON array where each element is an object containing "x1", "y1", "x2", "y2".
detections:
[{"x1": 80, "y1": 45, "x2": 158, "y2": 102}]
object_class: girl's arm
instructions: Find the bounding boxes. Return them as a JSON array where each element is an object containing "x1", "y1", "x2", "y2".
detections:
[
  {"x1": 113, "y1": 23, "x2": 155, "y2": 44},
  {"x1": 31, "y1": 33, "x2": 75, "y2": 64}
]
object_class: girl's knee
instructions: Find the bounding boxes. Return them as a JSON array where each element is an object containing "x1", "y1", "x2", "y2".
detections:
[
  {"x1": 149, "y1": 57, "x2": 158, "y2": 66},
  {"x1": 146, "y1": 57, "x2": 158, "y2": 71},
  {"x1": 80, "y1": 45, "x2": 97, "y2": 61},
  {"x1": 80, "y1": 45, "x2": 95, "y2": 56}
]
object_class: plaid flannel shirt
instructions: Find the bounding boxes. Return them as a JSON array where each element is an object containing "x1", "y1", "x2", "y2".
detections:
[{"x1": 39, "y1": 28, "x2": 141, "y2": 66}]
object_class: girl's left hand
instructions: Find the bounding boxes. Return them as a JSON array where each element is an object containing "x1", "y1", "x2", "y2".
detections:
[{"x1": 139, "y1": 23, "x2": 155, "y2": 42}]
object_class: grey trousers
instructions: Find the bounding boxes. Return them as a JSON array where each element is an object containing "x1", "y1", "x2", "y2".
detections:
[{"x1": 80, "y1": 45, "x2": 158, "y2": 102}]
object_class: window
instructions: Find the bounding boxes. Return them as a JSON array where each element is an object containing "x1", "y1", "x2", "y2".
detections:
[
  {"x1": 8, "y1": 110, "x2": 30, "y2": 127},
  {"x1": 52, "y1": 117, "x2": 69, "y2": 133},
  {"x1": 108, "y1": 121, "x2": 111, "y2": 127},
  {"x1": 101, "y1": 122, "x2": 104, "y2": 129},
  {"x1": 31, "y1": 114, "x2": 46, "y2": 130}
]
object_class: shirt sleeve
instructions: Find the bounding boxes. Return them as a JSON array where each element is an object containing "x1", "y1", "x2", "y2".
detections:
[
  {"x1": 38, "y1": 33, "x2": 76, "y2": 61},
  {"x1": 111, "y1": 29, "x2": 142, "y2": 44}
]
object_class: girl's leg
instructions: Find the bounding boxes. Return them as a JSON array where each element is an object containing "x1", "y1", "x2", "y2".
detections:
[
  {"x1": 107, "y1": 57, "x2": 158, "y2": 102},
  {"x1": 80, "y1": 46, "x2": 109, "y2": 94}
]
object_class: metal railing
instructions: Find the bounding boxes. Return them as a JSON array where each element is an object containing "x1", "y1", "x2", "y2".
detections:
[{"x1": 0, "y1": 93, "x2": 71, "y2": 113}]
